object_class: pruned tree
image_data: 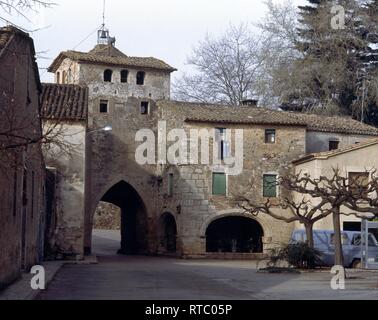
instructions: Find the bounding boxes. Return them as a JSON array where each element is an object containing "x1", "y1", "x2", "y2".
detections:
[
  {"x1": 235, "y1": 195, "x2": 331, "y2": 250},
  {"x1": 343, "y1": 170, "x2": 378, "y2": 218},
  {"x1": 172, "y1": 23, "x2": 265, "y2": 106},
  {"x1": 234, "y1": 168, "x2": 376, "y2": 267}
]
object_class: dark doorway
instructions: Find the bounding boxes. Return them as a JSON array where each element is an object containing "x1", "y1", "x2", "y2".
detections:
[
  {"x1": 160, "y1": 213, "x2": 177, "y2": 253},
  {"x1": 206, "y1": 216, "x2": 264, "y2": 253},
  {"x1": 96, "y1": 181, "x2": 148, "y2": 255}
]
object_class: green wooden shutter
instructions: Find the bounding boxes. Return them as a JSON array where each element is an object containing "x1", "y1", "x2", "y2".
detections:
[
  {"x1": 213, "y1": 173, "x2": 226, "y2": 195},
  {"x1": 263, "y1": 175, "x2": 277, "y2": 197}
]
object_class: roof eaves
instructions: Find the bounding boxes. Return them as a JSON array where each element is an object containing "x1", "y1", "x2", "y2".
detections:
[{"x1": 293, "y1": 138, "x2": 378, "y2": 165}]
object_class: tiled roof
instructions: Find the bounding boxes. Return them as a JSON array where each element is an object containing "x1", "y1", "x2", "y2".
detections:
[
  {"x1": 293, "y1": 138, "x2": 378, "y2": 165},
  {"x1": 0, "y1": 26, "x2": 41, "y2": 91},
  {"x1": 0, "y1": 28, "x2": 13, "y2": 52},
  {"x1": 157, "y1": 100, "x2": 378, "y2": 136},
  {"x1": 48, "y1": 44, "x2": 177, "y2": 73},
  {"x1": 41, "y1": 84, "x2": 88, "y2": 121}
]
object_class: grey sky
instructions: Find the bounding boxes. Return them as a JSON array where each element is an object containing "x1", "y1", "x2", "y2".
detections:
[{"x1": 1, "y1": 0, "x2": 306, "y2": 82}]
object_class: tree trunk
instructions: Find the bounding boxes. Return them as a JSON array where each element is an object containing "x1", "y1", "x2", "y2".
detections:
[
  {"x1": 305, "y1": 223, "x2": 314, "y2": 248},
  {"x1": 332, "y1": 209, "x2": 344, "y2": 267}
]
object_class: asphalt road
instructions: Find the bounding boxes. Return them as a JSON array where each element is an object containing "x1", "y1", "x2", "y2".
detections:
[{"x1": 37, "y1": 230, "x2": 378, "y2": 300}]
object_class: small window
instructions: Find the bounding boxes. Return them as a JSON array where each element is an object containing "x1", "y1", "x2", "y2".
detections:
[
  {"x1": 168, "y1": 173, "x2": 174, "y2": 197},
  {"x1": 212, "y1": 173, "x2": 227, "y2": 196},
  {"x1": 265, "y1": 129, "x2": 276, "y2": 144},
  {"x1": 121, "y1": 70, "x2": 129, "y2": 83},
  {"x1": 216, "y1": 128, "x2": 230, "y2": 161},
  {"x1": 329, "y1": 140, "x2": 339, "y2": 151},
  {"x1": 104, "y1": 69, "x2": 113, "y2": 82},
  {"x1": 136, "y1": 71, "x2": 145, "y2": 85},
  {"x1": 263, "y1": 174, "x2": 277, "y2": 198},
  {"x1": 100, "y1": 100, "x2": 108, "y2": 113},
  {"x1": 62, "y1": 71, "x2": 67, "y2": 84},
  {"x1": 56, "y1": 72, "x2": 60, "y2": 84},
  {"x1": 141, "y1": 101, "x2": 149, "y2": 115},
  {"x1": 348, "y1": 172, "x2": 369, "y2": 194}
]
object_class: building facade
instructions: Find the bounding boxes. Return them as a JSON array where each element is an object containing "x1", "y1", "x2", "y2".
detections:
[
  {"x1": 43, "y1": 29, "x2": 378, "y2": 259},
  {"x1": 0, "y1": 26, "x2": 45, "y2": 289}
]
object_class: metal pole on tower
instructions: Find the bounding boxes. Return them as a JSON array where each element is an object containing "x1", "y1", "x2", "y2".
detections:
[{"x1": 102, "y1": 0, "x2": 106, "y2": 27}]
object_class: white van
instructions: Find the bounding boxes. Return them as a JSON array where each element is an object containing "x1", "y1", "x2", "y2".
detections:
[{"x1": 291, "y1": 229, "x2": 378, "y2": 268}]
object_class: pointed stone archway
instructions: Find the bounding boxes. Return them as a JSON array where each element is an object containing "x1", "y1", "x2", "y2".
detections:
[{"x1": 91, "y1": 180, "x2": 148, "y2": 255}]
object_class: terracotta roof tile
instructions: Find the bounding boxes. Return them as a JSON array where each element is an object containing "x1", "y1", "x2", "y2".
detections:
[
  {"x1": 49, "y1": 44, "x2": 177, "y2": 73},
  {"x1": 41, "y1": 84, "x2": 88, "y2": 121},
  {"x1": 157, "y1": 100, "x2": 378, "y2": 136}
]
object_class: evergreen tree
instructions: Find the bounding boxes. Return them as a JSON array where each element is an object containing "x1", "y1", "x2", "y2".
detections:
[
  {"x1": 356, "y1": 0, "x2": 378, "y2": 125},
  {"x1": 290, "y1": 0, "x2": 366, "y2": 116}
]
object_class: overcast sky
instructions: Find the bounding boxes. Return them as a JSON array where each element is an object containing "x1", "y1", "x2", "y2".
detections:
[{"x1": 1, "y1": 0, "x2": 306, "y2": 82}]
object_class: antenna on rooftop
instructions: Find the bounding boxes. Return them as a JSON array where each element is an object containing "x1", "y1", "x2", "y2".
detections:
[
  {"x1": 97, "y1": 0, "x2": 116, "y2": 46},
  {"x1": 102, "y1": 0, "x2": 106, "y2": 28}
]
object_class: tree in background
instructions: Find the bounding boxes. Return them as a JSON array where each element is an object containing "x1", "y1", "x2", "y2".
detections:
[
  {"x1": 0, "y1": 0, "x2": 54, "y2": 25},
  {"x1": 355, "y1": 0, "x2": 378, "y2": 125},
  {"x1": 172, "y1": 24, "x2": 265, "y2": 106},
  {"x1": 256, "y1": 0, "x2": 302, "y2": 108}
]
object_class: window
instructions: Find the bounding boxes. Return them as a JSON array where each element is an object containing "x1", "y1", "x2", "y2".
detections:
[
  {"x1": 265, "y1": 129, "x2": 276, "y2": 144},
  {"x1": 329, "y1": 140, "x2": 340, "y2": 151},
  {"x1": 56, "y1": 72, "x2": 60, "y2": 84},
  {"x1": 136, "y1": 71, "x2": 145, "y2": 85},
  {"x1": 100, "y1": 100, "x2": 108, "y2": 113},
  {"x1": 212, "y1": 173, "x2": 227, "y2": 196},
  {"x1": 168, "y1": 173, "x2": 174, "y2": 197},
  {"x1": 349, "y1": 172, "x2": 369, "y2": 195},
  {"x1": 62, "y1": 71, "x2": 67, "y2": 84},
  {"x1": 67, "y1": 68, "x2": 72, "y2": 84},
  {"x1": 104, "y1": 69, "x2": 113, "y2": 82},
  {"x1": 141, "y1": 101, "x2": 149, "y2": 115},
  {"x1": 216, "y1": 128, "x2": 230, "y2": 161},
  {"x1": 121, "y1": 70, "x2": 129, "y2": 83},
  {"x1": 263, "y1": 174, "x2": 278, "y2": 198}
]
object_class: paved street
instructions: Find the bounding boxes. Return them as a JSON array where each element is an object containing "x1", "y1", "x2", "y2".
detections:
[{"x1": 37, "y1": 230, "x2": 378, "y2": 300}]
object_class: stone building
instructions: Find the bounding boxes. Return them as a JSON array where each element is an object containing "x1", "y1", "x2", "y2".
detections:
[
  {"x1": 43, "y1": 28, "x2": 378, "y2": 259},
  {"x1": 0, "y1": 26, "x2": 45, "y2": 288},
  {"x1": 41, "y1": 83, "x2": 88, "y2": 258}
]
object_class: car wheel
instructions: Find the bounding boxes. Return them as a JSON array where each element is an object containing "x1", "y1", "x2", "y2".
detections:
[{"x1": 352, "y1": 259, "x2": 362, "y2": 269}]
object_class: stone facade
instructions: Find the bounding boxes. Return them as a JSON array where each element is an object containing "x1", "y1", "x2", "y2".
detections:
[
  {"x1": 0, "y1": 27, "x2": 45, "y2": 289},
  {"x1": 44, "y1": 30, "x2": 378, "y2": 259}
]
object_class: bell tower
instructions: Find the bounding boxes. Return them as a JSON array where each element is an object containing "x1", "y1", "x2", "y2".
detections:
[{"x1": 97, "y1": 26, "x2": 116, "y2": 46}]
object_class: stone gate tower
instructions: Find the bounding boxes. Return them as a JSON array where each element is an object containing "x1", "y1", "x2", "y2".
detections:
[{"x1": 48, "y1": 27, "x2": 177, "y2": 255}]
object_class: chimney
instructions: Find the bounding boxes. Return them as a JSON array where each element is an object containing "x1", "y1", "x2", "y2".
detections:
[{"x1": 241, "y1": 99, "x2": 258, "y2": 107}]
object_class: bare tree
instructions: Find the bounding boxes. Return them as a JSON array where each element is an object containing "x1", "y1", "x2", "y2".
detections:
[
  {"x1": 235, "y1": 195, "x2": 331, "y2": 250},
  {"x1": 234, "y1": 168, "x2": 375, "y2": 267},
  {"x1": 173, "y1": 23, "x2": 265, "y2": 106},
  {"x1": 256, "y1": 0, "x2": 302, "y2": 108},
  {"x1": 343, "y1": 170, "x2": 378, "y2": 218},
  {"x1": 0, "y1": 0, "x2": 55, "y2": 25}
]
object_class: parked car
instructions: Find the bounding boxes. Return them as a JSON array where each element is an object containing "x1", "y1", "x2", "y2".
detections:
[{"x1": 291, "y1": 229, "x2": 378, "y2": 268}]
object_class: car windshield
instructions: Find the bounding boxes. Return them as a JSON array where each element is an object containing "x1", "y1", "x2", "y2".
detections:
[{"x1": 353, "y1": 234, "x2": 378, "y2": 247}]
